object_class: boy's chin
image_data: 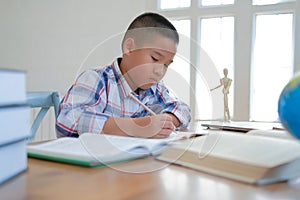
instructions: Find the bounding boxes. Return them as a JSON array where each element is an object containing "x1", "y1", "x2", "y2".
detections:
[{"x1": 139, "y1": 84, "x2": 154, "y2": 90}]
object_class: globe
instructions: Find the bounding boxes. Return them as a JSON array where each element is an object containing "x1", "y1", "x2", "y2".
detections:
[{"x1": 278, "y1": 73, "x2": 300, "y2": 140}]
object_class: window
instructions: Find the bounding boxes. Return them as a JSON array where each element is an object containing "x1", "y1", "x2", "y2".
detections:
[
  {"x1": 250, "y1": 13, "x2": 294, "y2": 121},
  {"x1": 200, "y1": 0, "x2": 235, "y2": 6},
  {"x1": 164, "y1": 19, "x2": 191, "y2": 105},
  {"x1": 197, "y1": 17, "x2": 234, "y2": 119},
  {"x1": 200, "y1": 17, "x2": 234, "y2": 74},
  {"x1": 252, "y1": 0, "x2": 295, "y2": 5},
  {"x1": 159, "y1": 0, "x2": 191, "y2": 10}
]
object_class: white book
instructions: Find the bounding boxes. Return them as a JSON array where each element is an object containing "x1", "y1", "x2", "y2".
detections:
[
  {"x1": 27, "y1": 132, "x2": 198, "y2": 167},
  {"x1": 0, "y1": 139, "x2": 28, "y2": 184},
  {"x1": 0, "y1": 69, "x2": 26, "y2": 106},
  {"x1": 156, "y1": 132, "x2": 300, "y2": 185},
  {"x1": 0, "y1": 106, "x2": 31, "y2": 146}
]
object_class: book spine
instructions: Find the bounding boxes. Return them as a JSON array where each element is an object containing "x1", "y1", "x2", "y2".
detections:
[
  {"x1": 0, "y1": 69, "x2": 26, "y2": 106},
  {"x1": 0, "y1": 106, "x2": 31, "y2": 146},
  {"x1": 0, "y1": 139, "x2": 28, "y2": 185}
]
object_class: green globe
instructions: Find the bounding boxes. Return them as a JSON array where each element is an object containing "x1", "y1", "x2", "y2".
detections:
[{"x1": 278, "y1": 73, "x2": 300, "y2": 140}]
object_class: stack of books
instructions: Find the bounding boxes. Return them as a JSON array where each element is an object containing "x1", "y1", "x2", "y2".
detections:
[{"x1": 0, "y1": 69, "x2": 30, "y2": 184}]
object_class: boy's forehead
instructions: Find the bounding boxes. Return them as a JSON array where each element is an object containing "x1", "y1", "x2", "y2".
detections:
[{"x1": 137, "y1": 34, "x2": 177, "y2": 54}]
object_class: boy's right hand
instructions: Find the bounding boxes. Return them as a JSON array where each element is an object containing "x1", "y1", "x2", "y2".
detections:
[
  {"x1": 135, "y1": 114, "x2": 176, "y2": 138},
  {"x1": 102, "y1": 114, "x2": 176, "y2": 138}
]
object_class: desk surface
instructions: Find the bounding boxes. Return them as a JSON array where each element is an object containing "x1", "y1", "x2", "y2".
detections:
[{"x1": 1, "y1": 157, "x2": 300, "y2": 200}]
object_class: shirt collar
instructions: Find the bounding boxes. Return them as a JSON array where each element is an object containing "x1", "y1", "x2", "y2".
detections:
[{"x1": 112, "y1": 58, "x2": 132, "y2": 100}]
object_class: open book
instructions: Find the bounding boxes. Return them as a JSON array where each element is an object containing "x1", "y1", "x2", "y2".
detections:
[
  {"x1": 156, "y1": 132, "x2": 300, "y2": 185},
  {"x1": 27, "y1": 132, "x2": 199, "y2": 167}
]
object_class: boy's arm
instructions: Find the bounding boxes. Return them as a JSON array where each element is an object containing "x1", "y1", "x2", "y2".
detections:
[
  {"x1": 164, "y1": 112, "x2": 180, "y2": 127},
  {"x1": 56, "y1": 69, "x2": 190, "y2": 137},
  {"x1": 56, "y1": 69, "x2": 110, "y2": 137},
  {"x1": 102, "y1": 114, "x2": 175, "y2": 138},
  {"x1": 157, "y1": 83, "x2": 192, "y2": 129},
  {"x1": 56, "y1": 69, "x2": 176, "y2": 138}
]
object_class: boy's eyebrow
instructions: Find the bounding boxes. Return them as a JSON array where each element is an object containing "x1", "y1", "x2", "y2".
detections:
[{"x1": 154, "y1": 50, "x2": 163, "y2": 57}]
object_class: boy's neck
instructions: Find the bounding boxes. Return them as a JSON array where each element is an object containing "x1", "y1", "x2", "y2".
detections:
[{"x1": 119, "y1": 58, "x2": 139, "y2": 94}]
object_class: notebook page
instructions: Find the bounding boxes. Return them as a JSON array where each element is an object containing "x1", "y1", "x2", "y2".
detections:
[
  {"x1": 79, "y1": 132, "x2": 183, "y2": 154},
  {"x1": 27, "y1": 132, "x2": 200, "y2": 164},
  {"x1": 27, "y1": 138, "x2": 93, "y2": 161}
]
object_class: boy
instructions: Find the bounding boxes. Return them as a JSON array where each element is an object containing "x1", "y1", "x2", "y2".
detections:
[{"x1": 56, "y1": 12, "x2": 191, "y2": 138}]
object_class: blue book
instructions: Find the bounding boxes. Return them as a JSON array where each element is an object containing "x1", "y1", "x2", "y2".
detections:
[
  {"x1": 0, "y1": 69, "x2": 26, "y2": 106},
  {"x1": 0, "y1": 106, "x2": 30, "y2": 146},
  {"x1": 0, "y1": 139, "x2": 28, "y2": 184}
]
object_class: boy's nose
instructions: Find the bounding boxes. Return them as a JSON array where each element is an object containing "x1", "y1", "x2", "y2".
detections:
[{"x1": 153, "y1": 64, "x2": 166, "y2": 76}]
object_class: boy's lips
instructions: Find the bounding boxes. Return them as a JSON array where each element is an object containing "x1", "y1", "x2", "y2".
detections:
[{"x1": 149, "y1": 78, "x2": 157, "y2": 84}]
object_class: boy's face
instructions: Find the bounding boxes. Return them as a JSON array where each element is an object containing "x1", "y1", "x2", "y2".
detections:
[{"x1": 121, "y1": 34, "x2": 177, "y2": 91}]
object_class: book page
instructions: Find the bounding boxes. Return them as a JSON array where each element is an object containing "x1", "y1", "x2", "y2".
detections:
[
  {"x1": 79, "y1": 132, "x2": 188, "y2": 157},
  {"x1": 175, "y1": 132, "x2": 300, "y2": 168},
  {"x1": 27, "y1": 138, "x2": 95, "y2": 161}
]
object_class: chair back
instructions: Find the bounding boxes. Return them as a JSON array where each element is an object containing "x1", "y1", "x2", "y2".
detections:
[{"x1": 26, "y1": 92, "x2": 60, "y2": 140}]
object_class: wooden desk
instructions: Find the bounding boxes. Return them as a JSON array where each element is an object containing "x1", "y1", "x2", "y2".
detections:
[{"x1": 0, "y1": 157, "x2": 300, "y2": 200}]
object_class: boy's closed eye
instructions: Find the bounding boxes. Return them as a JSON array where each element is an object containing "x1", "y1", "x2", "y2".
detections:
[
  {"x1": 151, "y1": 56, "x2": 169, "y2": 68},
  {"x1": 151, "y1": 56, "x2": 159, "y2": 62}
]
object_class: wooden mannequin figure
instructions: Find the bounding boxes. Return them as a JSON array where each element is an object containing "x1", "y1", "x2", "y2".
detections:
[{"x1": 210, "y1": 68, "x2": 232, "y2": 122}]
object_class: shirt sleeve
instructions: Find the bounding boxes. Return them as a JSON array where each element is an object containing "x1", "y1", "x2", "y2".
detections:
[
  {"x1": 156, "y1": 83, "x2": 192, "y2": 129},
  {"x1": 56, "y1": 69, "x2": 109, "y2": 137}
]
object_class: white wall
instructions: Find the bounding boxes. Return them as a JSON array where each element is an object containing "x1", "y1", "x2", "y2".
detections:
[{"x1": 0, "y1": 0, "x2": 147, "y2": 95}]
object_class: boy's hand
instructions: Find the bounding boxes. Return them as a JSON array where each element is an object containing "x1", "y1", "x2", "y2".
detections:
[
  {"x1": 146, "y1": 114, "x2": 176, "y2": 138},
  {"x1": 102, "y1": 114, "x2": 176, "y2": 138}
]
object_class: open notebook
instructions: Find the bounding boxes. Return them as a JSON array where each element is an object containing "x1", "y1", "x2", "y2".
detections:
[{"x1": 27, "y1": 131, "x2": 205, "y2": 167}]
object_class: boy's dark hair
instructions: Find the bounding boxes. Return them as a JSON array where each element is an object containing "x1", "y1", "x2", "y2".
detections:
[{"x1": 122, "y1": 12, "x2": 179, "y2": 48}]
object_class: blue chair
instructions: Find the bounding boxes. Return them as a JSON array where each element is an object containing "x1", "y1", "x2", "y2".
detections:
[{"x1": 26, "y1": 92, "x2": 60, "y2": 141}]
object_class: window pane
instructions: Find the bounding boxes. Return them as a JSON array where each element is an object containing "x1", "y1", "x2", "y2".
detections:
[
  {"x1": 197, "y1": 17, "x2": 234, "y2": 120},
  {"x1": 252, "y1": 0, "x2": 295, "y2": 5},
  {"x1": 164, "y1": 20, "x2": 191, "y2": 105},
  {"x1": 251, "y1": 14, "x2": 294, "y2": 121},
  {"x1": 201, "y1": 0, "x2": 235, "y2": 6},
  {"x1": 159, "y1": 0, "x2": 191, "y2": 10}
]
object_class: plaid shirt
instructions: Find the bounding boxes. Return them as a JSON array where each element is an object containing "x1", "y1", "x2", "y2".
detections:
[{"x1": 56, "y1": 58, "x2": 191, "y2": 137}]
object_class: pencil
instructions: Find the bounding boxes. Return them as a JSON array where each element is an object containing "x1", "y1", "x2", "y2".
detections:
[
  {"x1": 128, "y1": 92, "x2": 178, "y2": 134},
  {"x1": 128, "y1": 93, "x2": 156, "y2": 116}
]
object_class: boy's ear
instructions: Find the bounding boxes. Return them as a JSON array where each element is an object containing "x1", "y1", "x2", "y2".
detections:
[{"x1": 123, "y1": 38, "x2": 136, "y2": 54}]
